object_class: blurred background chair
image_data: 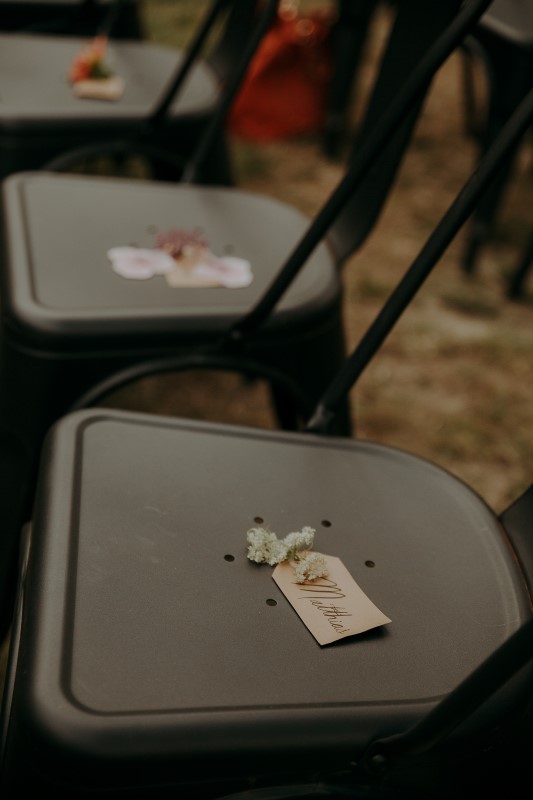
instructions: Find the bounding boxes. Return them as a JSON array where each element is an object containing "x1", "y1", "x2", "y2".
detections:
[
  {"x1": 323, "y1": 0, "x2": 384, "y2": 158},
  {"x1": 326, "y1": 0, "x2": 533, "y2": 301},
  {"x1": 0, "y1": 0, "x2": 271, "y2": 185},
  {"x1": 507, "y1": 222, "x2": 533, "y2": 297},
  {"x1": 0, "y1": 0, "x2": 483, "y2": 640},
  {"x1": 459, "y1": 0, "x2": 533, "y2": 298},
  {"x1": 0, "y1": 0, "x2": 143, "y2": 37},
  {"x1": 2, "y1": 52, "x2": 533, "y2": 798}
]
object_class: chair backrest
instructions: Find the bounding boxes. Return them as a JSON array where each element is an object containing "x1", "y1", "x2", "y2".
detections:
[
  {"x1": 309, "y1": 64, "x2": 533, "y2": 435},
  {"x1": 216, "y1": 0, "x2": 495, "y2": 348},
  {"x1": 148, "y1": 0, "x2": 279, "y2": 162},
  {"x1": 207, "y1": 0, "x2": 266, "y2": 80},
  {"x1": 67, "y1": 0, "x2": 496, "y2": 417},
  {"x1": 41, "y1": 0, "x2": 279, "y2": 179},
  {"x1": 348, "y1": 119, "x2": 533, "y2": 774},
  {"x1": 329, "y1": 0, "x2": 466, "y2": 263}
]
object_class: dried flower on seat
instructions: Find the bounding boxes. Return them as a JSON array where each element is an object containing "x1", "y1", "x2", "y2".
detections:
[
  {"x1": 292, "y1": 551, "x2": 329, "y2": 583},
  {"x1": 246, "y1": 524, "x2": 329, "y2": 582},
  {"x1": 107, "y1": 247, "x2": 176, "y2": 280},
  {"x1": 246, "y1": 527, "x2": 288, "y2": 566},
  {"x1": 68, "y1": 36, "x2": 124, "y2": 101},
  {"x1": 283, "y1": 526, "x2": 315, "y2": 558},
  {"x1": 68, "y1": 36, "x2": 113, "y2": 84}
]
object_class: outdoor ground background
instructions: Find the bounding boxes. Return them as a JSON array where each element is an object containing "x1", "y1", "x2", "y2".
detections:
[{"x1": 102, "y1": 0, "x2": 533, "y2": 516}]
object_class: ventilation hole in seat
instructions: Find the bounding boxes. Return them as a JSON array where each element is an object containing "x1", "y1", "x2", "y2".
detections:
[
  {"x1": 321, "y1": 520, "x2": 332, "y2": 528},
  {"x1": 224, "y1": 554, "x2": 235, "y2": 562},
  {"x1": 253, "y1": 516, "x2": 264, "y2": 524},
  {"x1": 365, "y1": 560, "x2": 375, "y2": 568},
  {"x1": 266, "y1": 599, "x2": 277, "y2": 607}
]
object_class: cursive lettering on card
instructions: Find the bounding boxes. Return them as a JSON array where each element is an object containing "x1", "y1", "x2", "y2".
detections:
[{"x1": 272, "y1": 556, "x2": 391, "y2": 646}]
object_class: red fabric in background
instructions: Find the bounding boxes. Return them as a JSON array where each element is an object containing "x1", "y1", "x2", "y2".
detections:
[{"x1": 228, "y1": 7, "x2": 334, "y2": 141}]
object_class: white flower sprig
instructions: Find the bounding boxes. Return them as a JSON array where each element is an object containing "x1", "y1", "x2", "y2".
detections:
[{"x1": 246, "y1": 525, "x2": 329, "y2": 583}]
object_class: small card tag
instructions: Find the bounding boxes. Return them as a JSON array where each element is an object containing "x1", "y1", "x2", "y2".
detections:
[
  {"x1": 164, "y1": 252, "x2": 253, "y2": 289},
  {"x1": 72, "y1": 75, "x2": 125, "y2": 101},
  {"x1": 272, "y1": 555, "x2": 391, "y2": 646}
]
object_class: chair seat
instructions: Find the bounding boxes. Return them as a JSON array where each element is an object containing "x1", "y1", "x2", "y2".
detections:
[
  {"x1": 0, "y1": 34, "x2": 217, "y2": 128},
  {"x1": 481, "y1": 0, "x2": 533, "y2": 47},
  {"x1": 3, "y1": 408, "x2": 531, "y2": 792},
  {"x1": 2, "y1": 172, "x2": 339, "y2": 346}
]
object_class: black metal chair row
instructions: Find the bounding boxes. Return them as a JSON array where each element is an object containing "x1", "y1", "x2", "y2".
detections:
[
  {"x1": 0, "y1": 0, "x2": 473, "y2": 635},
  {"x1": 1, "y1": 1, "x2": 533, "y2": 797}
]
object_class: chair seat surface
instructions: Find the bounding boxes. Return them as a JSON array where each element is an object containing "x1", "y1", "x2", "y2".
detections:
[
  {"x1": 481, "y1": 0, "x2": 533, "y2": 47},
  {"x1": 11, "y1": 408, "x2": 531, "y2": 780},
  {"x1": 3, "y1": 173, "x2": 339, "y2": 343},
  {"x1": 0, "y1": 34, "x2": 217, "y2": 127}
]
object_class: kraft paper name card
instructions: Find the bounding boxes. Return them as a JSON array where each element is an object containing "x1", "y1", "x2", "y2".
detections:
[
  {"x1": 72, "y1": 75, "x2": 125, "y2": 101},
  {"x1": 272, "y1": 555, "x2": 391, "y2": 646}
]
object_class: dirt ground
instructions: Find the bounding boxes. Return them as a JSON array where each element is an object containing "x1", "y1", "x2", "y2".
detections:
[{"x1": 103, "y1": 2, "x2": 533, "y2": 515}]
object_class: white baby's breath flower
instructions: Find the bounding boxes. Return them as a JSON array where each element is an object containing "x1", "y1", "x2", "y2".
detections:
[
  {"x1": 246, "y1": 524, "x2": 327, "y2": 582},
  {"x1": 283, "y1": 526, "x2": 315, "y2": 556},
  {"x1": 293, "y1": 552, "x2": 329, "y2": 584},
  {"x1": 246, "y1": 527, "x2": 288, "y2": 566}
]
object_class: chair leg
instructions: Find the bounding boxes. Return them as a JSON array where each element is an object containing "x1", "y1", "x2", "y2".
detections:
[
  {"x1": 268, "y1": 381, "x2": 352, "y2": 435},
  {"x1": 461, "y1": 37, "x2": 533, "y2": 275},
  {"x1": 268, "y1": 383, "x2": 306, "y2": 431},
  {"x1": 151, "y1": 126, "x2": 235, "y2": 186},
  {"x1": 0, "y1": 339, "x2": 127, "y2": 635},
  {"x1": 462, "y1": 154, "x2": 520, "y2": 274},
  {"x1": 256, "y1": 302, "x2": 352, "y2": 436},
  {"x1": 508, "y1": 228, "x2": 533, "y2": 300},
  {"x1": 0, "y1": 432, "x2": 33, "y2": 640},
  {"x1": 459, "y1": 35, "x2": 493, "y2": 143},
  {"x1": 0, "y1": 344, "x2": 71, "y2": 638},
  {"x1": 324, "y1": 0, "x2": 377, "y2": 159},
  {"x1": 499, "y1": 484, "x2": 533, "y2": 596}
]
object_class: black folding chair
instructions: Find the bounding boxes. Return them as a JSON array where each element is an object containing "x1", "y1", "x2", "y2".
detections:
[
  {"x1": 459, "y1": 0, "x2": 533, "y2": 296},
  {"x1": 0, "y1": 0, "x2": 273, "y2": 185},
  {"x1": 323, "y1": 0, "x2": 382, "y2": 158},
  {"x1": 3, "y1": 19, "x2": 533, "y2": 797},
  {"x1": 0, "y1": 0, "x2": 489, "y2": 642}
]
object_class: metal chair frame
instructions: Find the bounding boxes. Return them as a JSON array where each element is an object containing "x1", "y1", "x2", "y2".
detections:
[{"x1": 4, "y1": 11, "x2": 533, "y2": 796}]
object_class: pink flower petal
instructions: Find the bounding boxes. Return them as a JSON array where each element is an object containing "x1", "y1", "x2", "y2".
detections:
[
  {"x1": 193, "y1": 256, "x2": 253, "y2": 288},
  {"x1": 107, "y1": 247, "x2": 175, "y2": 280}
]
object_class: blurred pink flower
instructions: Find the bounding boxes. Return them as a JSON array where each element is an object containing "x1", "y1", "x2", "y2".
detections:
[
  {"x1": 193, "y1": 255, "x2": 253, "y2": 288},
  {"x1": 107, "y1": 246, "x2": 175, "y2": 280}
]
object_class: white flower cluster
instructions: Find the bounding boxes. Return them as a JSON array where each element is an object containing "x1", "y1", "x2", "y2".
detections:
[
  {"x1": 246, "y1": 525, "x2": 329, "y2": 583},
  {"x1": 293, "y1": 551, "x2": 329, "y2": 583},
  {"x1": 246, "y1": 527, "x2": 289, "y2": 566}
]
